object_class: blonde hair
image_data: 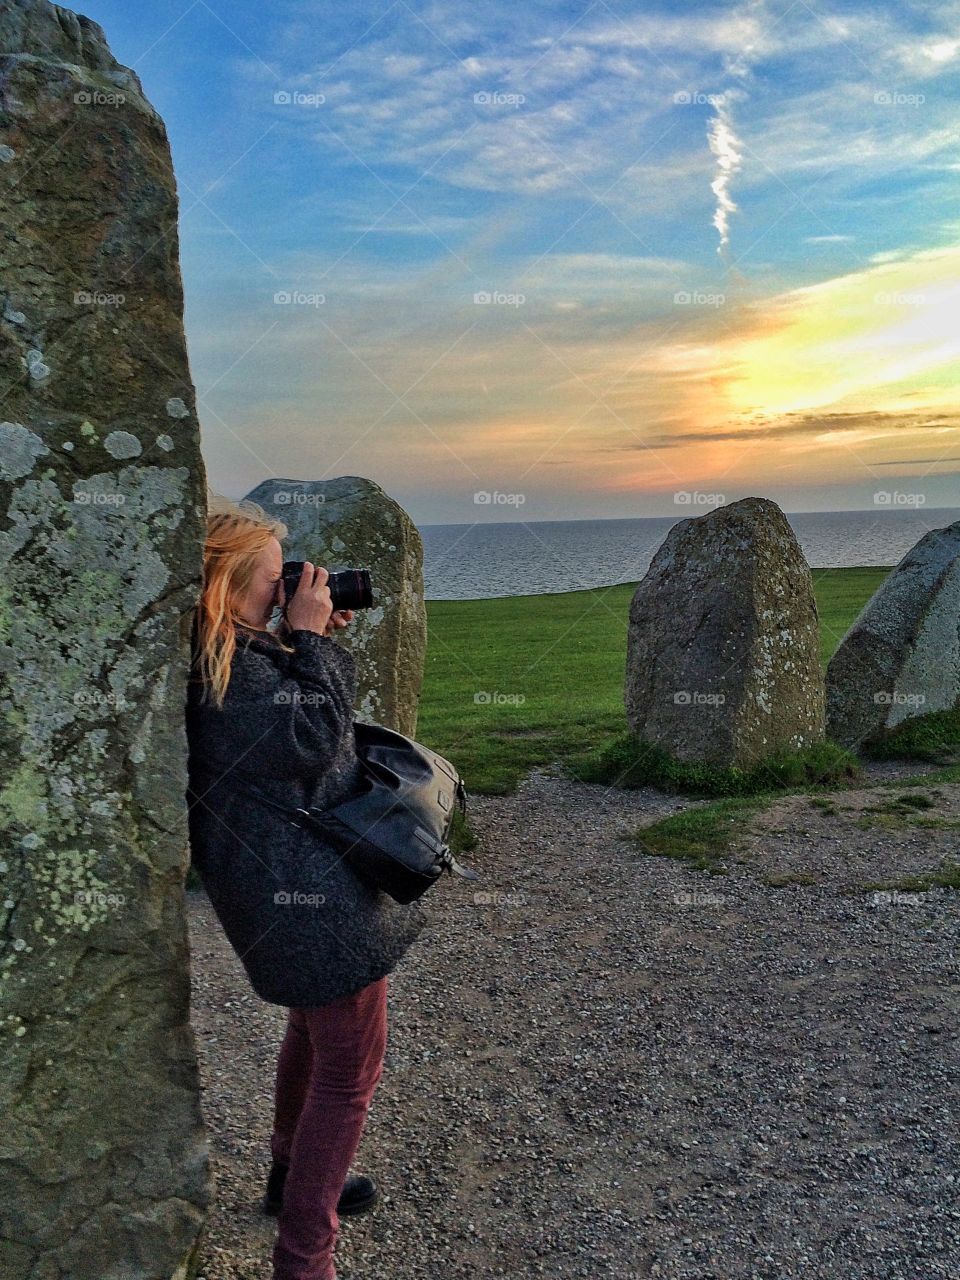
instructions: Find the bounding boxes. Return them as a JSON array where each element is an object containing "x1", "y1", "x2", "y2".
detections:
[{"x1": 191, "y1": 493, "x2": 294, "y2": 709}]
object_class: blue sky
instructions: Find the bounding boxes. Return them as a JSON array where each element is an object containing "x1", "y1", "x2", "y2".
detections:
[{"x1": 80, "y1": 0, "x2": 960, "y2": 522}]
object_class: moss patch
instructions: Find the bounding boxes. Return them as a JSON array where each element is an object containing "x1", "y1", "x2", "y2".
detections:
[
  {"x1": 863, "y1": 707, "x2": 960, "y2": 765},
  {"x1": 567, "y1": 733, "x2": 861, "y2": 798},
  {"x1": 631, "y1": 797, "x2": 770, "y2": 873}
]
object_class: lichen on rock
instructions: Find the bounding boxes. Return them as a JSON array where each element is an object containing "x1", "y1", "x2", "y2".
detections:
[
  {"x1": 827, "y1": 520, "x2": 960, "y2": 747},
  {"x1": 0, "y1": 1, "x2": 211, "y2": 1274}
]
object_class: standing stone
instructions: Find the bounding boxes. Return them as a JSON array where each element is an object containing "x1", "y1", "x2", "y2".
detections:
[
  {"x1": 625, "y1": 497, "x2": 825, "y2": 767},
  {"x1": 826, "y1": 521, "x2": 960, "y2": 748},
  {"x1": 246, "y1": 477, "x2": 427, "y2": 735},
  {"x1": 0, "y1": 5, "x2": 210, "y2": 1278}
]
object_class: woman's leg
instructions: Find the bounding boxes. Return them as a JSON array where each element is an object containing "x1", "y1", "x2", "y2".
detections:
[
  {"x1": 272, "y1": 976, "x2": 389, "y2": 1280},
  {"x1": 270, "y1": 1007, "x2": 313, "y2": 1167}
]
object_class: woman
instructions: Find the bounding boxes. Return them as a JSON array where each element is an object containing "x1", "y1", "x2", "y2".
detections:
[{"x1": 185, "y1": 495, "x2": 427, "y2": 1280}]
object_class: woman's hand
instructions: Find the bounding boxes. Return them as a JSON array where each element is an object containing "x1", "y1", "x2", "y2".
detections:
[
  {"x1": 284, "y1": 562, "x2": 334, "y2": 635},
  {"x1": 323, "y1": 608, "x2": 355, "y2": 638},
  {"x1": 282, "y1": 562, "x2": 356, "y2": 638}
]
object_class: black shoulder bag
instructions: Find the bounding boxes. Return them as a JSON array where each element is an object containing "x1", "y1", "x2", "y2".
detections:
[{"x1": 235, "y1": 719, "x2": 480, "y2": 905}]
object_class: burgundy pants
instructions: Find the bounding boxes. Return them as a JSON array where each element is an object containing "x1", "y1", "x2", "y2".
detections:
[{"x1": 270, "y1": 976, "x2": 388, "y2": 1280}]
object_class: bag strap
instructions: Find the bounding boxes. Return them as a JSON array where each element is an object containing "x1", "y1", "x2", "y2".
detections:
[
  {"x1": 205, "y1": 767, "x2": 479, "y2": 881},
  {"x1": 249, "y1": 783, "x2": 313, "y2": 826},
  {"x1": 193, "y1": 762, "x2": 313, "y2": 826}
]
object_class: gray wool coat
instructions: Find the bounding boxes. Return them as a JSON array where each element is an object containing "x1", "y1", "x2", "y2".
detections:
[{"x1": 185, "y1": 622, "x2": 428, "y2": 1008}]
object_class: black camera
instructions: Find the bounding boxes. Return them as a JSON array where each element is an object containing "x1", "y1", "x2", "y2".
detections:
[{"x1": 281, "y1": 561, "x2": 374, "y2": 614}]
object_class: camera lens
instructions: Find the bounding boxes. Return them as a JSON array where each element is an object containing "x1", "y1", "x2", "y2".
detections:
[
  {"x1": 280, "y1": 562, "x2": 374, "y2": 613},
  {"x1": 328, "y1": 569, "x2": 373, "y2": 612}
]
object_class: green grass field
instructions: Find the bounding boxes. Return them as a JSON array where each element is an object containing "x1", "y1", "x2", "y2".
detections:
[{"x1": 418, "y1": 566, "x2": 894, "y2": 795}]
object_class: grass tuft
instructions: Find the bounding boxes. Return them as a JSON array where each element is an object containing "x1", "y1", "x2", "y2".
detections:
[
  {"x1": 856, "y1": 790, "x2": 945, "y2": 829},
  {"x1": 632, "y1": 796, "x2": 769, "y2": 872},
  {"x1": 861, "y1": 861, "x2": 960, "y2": 893},
  {"x1": 449, "y1": 806, "x2": 479, "y2": 855},
  {"x1": 762, "y1": 870, "x2": 819, "y2": 887},
  {"x1": 565, "y1": 732, "x2": 861, "y2": 798},
  {"x1": 862, "y1": 707, "x2": 960, "y2": 765}
]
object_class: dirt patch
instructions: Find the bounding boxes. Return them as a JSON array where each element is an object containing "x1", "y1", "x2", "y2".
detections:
[{"x1": 731, "y1": 783, "x2": 960, "y2": 892}]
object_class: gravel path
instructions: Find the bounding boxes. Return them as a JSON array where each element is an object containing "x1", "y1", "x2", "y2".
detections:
[{"x1": 188, "y1": 765, "x2": 960, "y2": 1279}]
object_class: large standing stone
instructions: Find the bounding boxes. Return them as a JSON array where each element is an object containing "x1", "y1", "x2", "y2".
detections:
[
  {"x1": 0, "y1": 4, "x2": 210, "y2": 1277},
  {"x1": 625, "y1": 497, "x2": 825, "y2": 767},
  {"x1": 246, "y1": 477, "x2": 427, "y2": 735},
  {"x1": 826, "y1": 521, "x2": 960, "y2": 748}
]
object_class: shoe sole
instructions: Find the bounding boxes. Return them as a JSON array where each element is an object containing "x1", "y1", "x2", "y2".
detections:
[
  {"x1": 262, "y1": 1190, "x2": 379, "y2": 1218},
  {"x1": 338, "y1": 1190, "x2": 379, "y2": 1216}
]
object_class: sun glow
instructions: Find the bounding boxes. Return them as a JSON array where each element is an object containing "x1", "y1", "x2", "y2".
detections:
[{"x1": 719, "y1": 249, "x2": 960, "y2": 421}]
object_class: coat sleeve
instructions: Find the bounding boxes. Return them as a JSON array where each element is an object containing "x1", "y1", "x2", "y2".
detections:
[{"x1": 189, "y1": 629, "x2": 358, "y2": 784}]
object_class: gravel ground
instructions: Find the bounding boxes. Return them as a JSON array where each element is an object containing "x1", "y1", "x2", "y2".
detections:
[{"x1": 188, "y1": 763, "x2": 960, "y2": 1280}]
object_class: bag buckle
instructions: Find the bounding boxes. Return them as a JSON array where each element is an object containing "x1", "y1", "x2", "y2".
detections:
[{"x1": 438, "y1": 843, "x2": 481, "y2": 882}]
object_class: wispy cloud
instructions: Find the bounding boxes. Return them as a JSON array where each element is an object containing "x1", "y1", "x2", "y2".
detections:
[
  {"x1": 640, "y1": 410, "x2": 960, "y2": 449},
  {"x1": 707, "y1": 91, "x2": 744, "y2": 254},
  {"x1": 703, "y1": 0, "x2": 766, "y2": 255}
]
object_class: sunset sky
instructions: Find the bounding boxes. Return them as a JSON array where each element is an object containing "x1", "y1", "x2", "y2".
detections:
[{"x1": 86, "y1": 0, "x2": 960, "y2": 522}]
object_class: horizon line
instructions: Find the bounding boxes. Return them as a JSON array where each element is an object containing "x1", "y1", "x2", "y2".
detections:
[{"x1": 419, "y1": 504, "x2": 960, "y2": 528}]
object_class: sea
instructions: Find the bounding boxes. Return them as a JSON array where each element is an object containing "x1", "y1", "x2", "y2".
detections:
[{"x1": 420, "y1": 507, "x2": 960, "y2": 600}]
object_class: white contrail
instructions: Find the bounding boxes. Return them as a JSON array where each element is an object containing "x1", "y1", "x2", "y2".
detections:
[
  {"x1": 707, "y1": 92, "x2": 743, "y2": 256},
  {"x1": 705, "y1": 0, "x2": 764, "y2": 256}
]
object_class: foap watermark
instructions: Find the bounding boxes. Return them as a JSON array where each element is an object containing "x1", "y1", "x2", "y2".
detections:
[
  {"x1": 874, "y1": 290, "x2": 926, "y2": 306},
  {"x1": 874, "y1": 490, "x2": 926, "y2": 507},
  {"x1": 474, "y1": 490, "x2": 525, "y2": 506},
  {"x1": 874, "y1": 90, "x2": 925, "y2": 107},
  {"x1": 273, "y1": 489, "x2": 325, "y2": 506},
  {"x1": 474, "y1": 90, "x2": 525, "y2": 108},
  {"x1": 474, "y1": 290, "x2": 525, "y2": 307},
  {"x1": 871, "y1": 889, "x2": 924, "y2": 907},
  {"x1": 474, "y1": 690, "x2": 526, "y2": 706},
  {"x1": 74, "y1": 290, "x2": 125, "y2": 307},
  {"x1": 673, "y1": 290, "x2": 725, "y2": 307},
  {"x1": 675, "y1": 490, "x2": 725, "y2": 507},
  {"x1": 673, "y1": 690, "x2": 726, "y2": 706},
  {"x1": 673, "y1": 90, "x2": 723, "y2": 106},
  {"x1": 73, "y1": 689, "x2": 129, "y2": 710},
  {"x1": 873, "y1": 690, "x2": 926, "y2": 709},
  {"x1": 74, "y1": 889, "x2": 126, "y2": 909},
  {"x1": 274, "y1": 890, "x2": 327, "y2": 906},
  {"x1": 73, "y1": 490, "x2": 126, "y2": 506},
  {"x1": 472, "y1": 889, "x2": 529, "y2": 908},
  {"x1": 673, "y1": 890, "x2": 727, "y2": 906},
  {"x1": 274, "y1": 90, "x2": 325, "y2": 107},
  {"x1": 275, "y1": 690, "x2": 327, "y2": 706},
  {"x1": 74, "y1": 89, "x2": 126, "y2": 108},
  {"x1": 274, "y1": 290, "x2": 325, "y2": 307}
]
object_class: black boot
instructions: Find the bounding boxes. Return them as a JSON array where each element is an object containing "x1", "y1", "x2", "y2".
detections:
[{"x1": 262, "y1": 1160, "x2": 379, "y2": 1217}]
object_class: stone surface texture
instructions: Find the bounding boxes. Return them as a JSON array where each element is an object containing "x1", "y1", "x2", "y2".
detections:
[
  {"x1": 625, "y1": 496, "x2": 825, "y2": 767},
  {"x1": 0, "y1": 3, "x2": 210, "y2": 1277},
  {"x1": 827, "y1": 520, "x2": 960, "y2": 748}
]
